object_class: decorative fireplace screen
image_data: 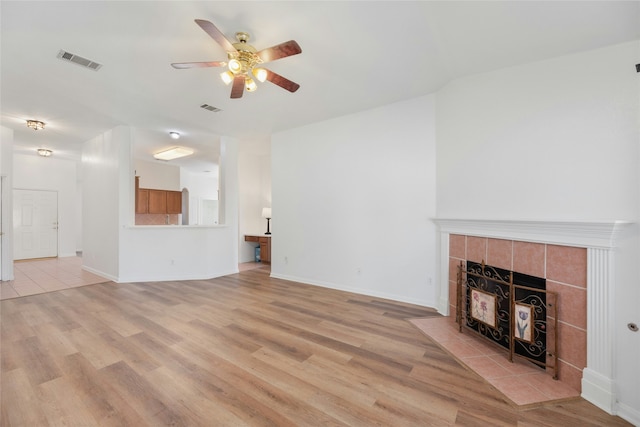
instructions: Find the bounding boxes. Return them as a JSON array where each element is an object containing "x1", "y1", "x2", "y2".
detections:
[{"x1": 455, "y1": 260, "x2": 559, "y2": 378}]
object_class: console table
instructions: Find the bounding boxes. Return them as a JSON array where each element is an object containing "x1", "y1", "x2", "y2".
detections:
[{"x1": 244, "y1": 235, "x2": 271, "y2": 263}]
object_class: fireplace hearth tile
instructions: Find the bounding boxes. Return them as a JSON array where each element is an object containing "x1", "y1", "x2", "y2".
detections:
[{"x1": 409, "y1": 316, "x2": 580, "y2": 407}]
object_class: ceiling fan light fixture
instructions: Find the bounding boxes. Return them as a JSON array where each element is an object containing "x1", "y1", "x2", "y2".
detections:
[
  {"x1": 245, "y1": 77, "x2": 257, "y2": 92},
  {"x1": 27, "y1": 120, "x2": 45, "y2": 130},
  {"x1": 228, "y1": 59, "x2": 242, "y2": 74},
  {"x1": 252, "y1": 67, "x2": 267, "y2": 82},
  {"x1": 220, "y1": 70, "x2": 234, "y2": 85},
  {"x1": 153, "y1": 146, "x2": 194, "y2": 161}
]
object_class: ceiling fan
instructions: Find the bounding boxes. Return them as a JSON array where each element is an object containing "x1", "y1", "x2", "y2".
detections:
[{"x1": 172, "y1": 19, "x2": 302, "y2": 99}]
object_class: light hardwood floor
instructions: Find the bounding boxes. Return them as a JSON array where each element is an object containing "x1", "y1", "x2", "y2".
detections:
[{"x1": 1, "y1": 268, "x2": 631, "y2": 426}]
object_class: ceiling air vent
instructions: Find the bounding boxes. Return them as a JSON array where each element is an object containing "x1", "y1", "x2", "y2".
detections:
[
  {"x1": 200, "y1": 104, "x2": 222, "y2": 113},
  {"x1": 57, "y1": 50, "x2": 102, "y2": 71}
]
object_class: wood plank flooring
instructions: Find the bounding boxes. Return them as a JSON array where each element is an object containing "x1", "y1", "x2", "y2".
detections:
[{"x1": 0, "y1": 268, "x2": 631, "y2": 426}]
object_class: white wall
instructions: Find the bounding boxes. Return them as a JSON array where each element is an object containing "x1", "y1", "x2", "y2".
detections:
[
  {"x1": 118, "y1": 136, "x2": 239, "y2": 282},
  {"x1": 435, "y1": 41, "x2": 640, "y2": 424},
  {"x1": 271, "y1": 95, "x2": 438, "y2": 307},
  {"x1": 134, "y1": 158, "x2": 180, "y2": 190},
  {"x1": 180, "y1": 168, "x2": 218, "y2": 225},
  {"x1": 83, "y1": 126, "x2": 239, "y2": 282},
  {"x1": 13, "y1": 152, "x2": 78, "y2": 257},
  {"x1": 238, "y1": 136, "x2": 271, "y2": 262},
  {"x1": 82, "y1": 126, "x2": 130, "y2": 280},
  {"x1": 436, "y1": 41, "x2": 638, "y2": 221},
  {"x1": 0, "y1": 126, "x2": 14, "y2": 280}
]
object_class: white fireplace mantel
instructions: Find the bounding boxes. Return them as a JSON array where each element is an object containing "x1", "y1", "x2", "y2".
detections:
[
  {"x1": 432, "y1": 218, "x2": 633, "y2": 416},
  {"x1": 432, "y1": 218, "x2": 631, "y2": 249}
]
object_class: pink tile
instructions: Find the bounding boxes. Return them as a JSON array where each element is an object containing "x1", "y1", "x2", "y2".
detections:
[
  {"x1": 449, "y1": 281, "x2": 457, "y2": 313},
  {"x1": 487, "y1": 376, "x2": 551, "y2": 405},
  {"x1": 527, "y1": 371, "x2": 580, "y2": 398},
  {"x1": 0, "y1": 283, "x2": 19, "y2": 300},
  {"x1": 440, "y1": 339, "x2": 479, "y2": 358},
  {"x1": 557, "y1": 360, "x2": 583, "y2": 393},
  {"x1": 13, "y1": 282, "x2": 46, "y2": 296},
  {"x1": 513, "y1": 241, "x2": 545, "y2": 278},
  {"x1": 463, "y1": 356, "x2": 512, "y2": 379},
  {"x1": 449, "y1": 258, "x2": 465, "y2": 311},
  {"x1": 547, "y1": 281, "x2": 586, "y2": 329},
  {"x1": 546, "y1": 245, "x2": 587, "y2": 288},
  {"x1": 489, "y1": 354, "x2": 542, "y2": 375},
  {"x1": 467, "y1": 236, "x2": 487, "y2": 264},
  {"x1": 487, "y1": 238, "x2": 512, "y2": 271},
  {"x1": 557, "y1": 323, "x2": 586, "y2": 370},
  {"x1": 449, "y1": 234, "x2": 466, "y2": 259}
]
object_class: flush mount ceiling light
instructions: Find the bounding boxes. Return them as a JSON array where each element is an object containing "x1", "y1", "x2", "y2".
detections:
[
  {"x1": 171, "y1": 19, "x2": 301, "y2": 99},
  {"x1": 169, "y1": 131, "x2": 180, "y2": 139},
  {"x1": 27, "y1": 120, "x2": 45, "y2": 130},
  {"x1": 153, "y1": 146, "x2": 193, "y2": 161},
  {"x1": 37, "y1": 148, "x2": 53, "y2": 157}
]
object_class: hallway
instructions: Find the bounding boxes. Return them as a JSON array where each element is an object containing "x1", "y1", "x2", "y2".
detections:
[
  {"x1": 0, "y1": 256, "x2": 107, "y2": 300},
  {"x1": 0, "y1": 257, "x2": 269, "y2": 300}
]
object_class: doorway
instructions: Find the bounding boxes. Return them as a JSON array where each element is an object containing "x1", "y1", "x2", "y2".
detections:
[{"x1": 13, "y1": 189, "x2": 58, "y2": 260}]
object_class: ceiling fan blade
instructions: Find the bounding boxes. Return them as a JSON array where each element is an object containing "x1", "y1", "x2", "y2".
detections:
[
  {"x1": 265, "y1": 69, "x2": 300, "y2": 93},
  {"x1": 257, "y1": 40, "x2": 302, "y2": 63},
  {"x1": 171, "y1": 61, "x2": 227, "y2": 69},
  {"x1": 194, "y1": 19, "x2": 237, "y2": 53},
  {"x1": 230, "y1": 75, "x2": 245, "y2": 99}
]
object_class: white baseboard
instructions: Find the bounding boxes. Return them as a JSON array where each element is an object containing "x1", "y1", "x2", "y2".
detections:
[
  {"x1": 270, "y1": 272, "x2": 436, "y2": 309},
  {"x1": 616, "y1": 401, "x2": 640, "y2": 427},
  {"x1": 581, "y1": 368, "x2": 616, "y2": 414}
]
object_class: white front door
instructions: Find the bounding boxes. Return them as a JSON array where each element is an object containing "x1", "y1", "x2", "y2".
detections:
[{"x1": 13, "y1": 189, "x2": 58, "y2": 260}]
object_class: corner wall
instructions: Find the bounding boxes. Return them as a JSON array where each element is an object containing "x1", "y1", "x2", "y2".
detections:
[
  {"x1": 435, "y1": 41, "x2": 640, "y2": 423},
  {"x1": 271, "y1": 95, "x2": 438, "y2": 307}
]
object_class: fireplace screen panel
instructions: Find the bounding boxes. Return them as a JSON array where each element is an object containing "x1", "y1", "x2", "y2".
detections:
[{"x1": 458, "y1": 261, "x2": 558, "y2": 377}]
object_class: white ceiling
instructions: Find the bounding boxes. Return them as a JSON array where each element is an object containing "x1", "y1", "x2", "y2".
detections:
[{"x1": 2, "y1": 1, "x2": 639, "y2": 173}]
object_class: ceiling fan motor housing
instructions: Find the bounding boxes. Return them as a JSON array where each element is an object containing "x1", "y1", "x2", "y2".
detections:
[{"x1": 228, "y1": 33, "x2": 262, "y2": 75}]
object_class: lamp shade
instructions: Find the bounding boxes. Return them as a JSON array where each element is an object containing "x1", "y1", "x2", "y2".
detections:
[{"x1": 261, "y1": 207, "x2": 272, "y2": 219}]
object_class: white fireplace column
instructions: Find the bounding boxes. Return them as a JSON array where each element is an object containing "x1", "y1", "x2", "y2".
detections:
[
  {"x1": 432, "y1": 218, "x2": 632, "y2": 415},
  {"x1": 582, "y1": 247, "x2": 616, "y2": 413}
]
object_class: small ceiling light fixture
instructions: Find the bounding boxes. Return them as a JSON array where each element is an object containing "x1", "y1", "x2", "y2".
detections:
[
  {"x1": 153, "y1": 146, "x2": 194, "y2": 161},
  {"x1": 27, "y1": 120, "x2": 45, "y2": 131},
  {"x1": 37, "y1": 148, "x2": 53, "y2": 157},
  {"x1": 169, "y1": 131, "x2": 180, "y2": 139}
]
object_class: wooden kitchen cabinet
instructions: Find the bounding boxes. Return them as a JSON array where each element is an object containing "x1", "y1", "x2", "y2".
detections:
[
  {"x1": 244, "y1": 235, "x2": 271, "y2": 263},
  {"x1": 136, "y1": 189, "x2": 149, "y2": 214},
  {"x1": 166, "y1": 191, "x2": 182, "y2": 214},
  {"x1": 135, "y1": 176, "x2": 182, "y2": 215},
  {"x1": 148, "y1": 190, "x2": 167, "y2": 214}
]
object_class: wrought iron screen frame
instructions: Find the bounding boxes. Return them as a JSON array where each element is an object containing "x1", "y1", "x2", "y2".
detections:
[{"x1": 456, "y1": 260, "x2": 559, "y2": 379}]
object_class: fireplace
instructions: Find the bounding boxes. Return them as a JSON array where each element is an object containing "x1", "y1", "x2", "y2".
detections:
[
  {"x1": 459, "y1": 260, "x2": 558, "y2": 377},
  {"x1": 432, "y1": 218, "x2": 630, "y2": 414}
]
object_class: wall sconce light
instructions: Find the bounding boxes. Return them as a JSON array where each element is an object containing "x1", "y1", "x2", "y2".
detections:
[
  {"x1": 262, "y1": 207, "x2": 272, "y2": 235},
  {"x1": 27, "y1": 120, "x2": 45, "y2": 130},
  {"x1": 37, "y1": 148, "x2": 53, "y2": 157}
]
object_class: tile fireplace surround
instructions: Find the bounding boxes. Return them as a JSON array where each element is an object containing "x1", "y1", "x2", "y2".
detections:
[{"x1": 432, "y1": 219, "x2": 630, "y2": 415}]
